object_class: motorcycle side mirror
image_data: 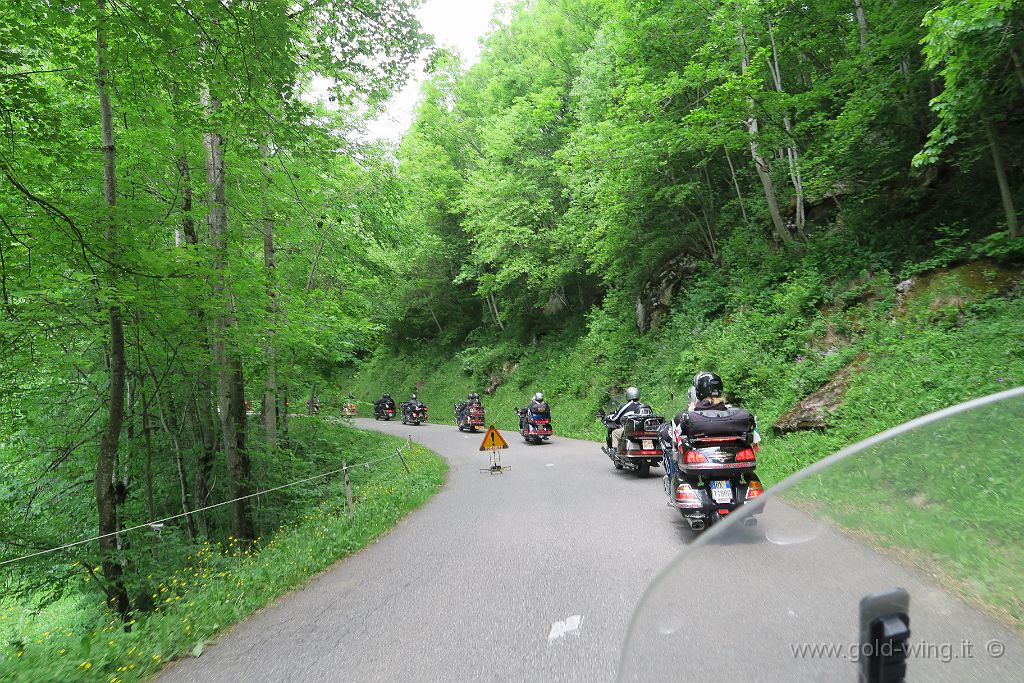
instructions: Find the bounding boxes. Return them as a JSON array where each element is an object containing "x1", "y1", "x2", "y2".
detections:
[{"x1": 859, "y1": 587, "x2": 911, "y2": 683}]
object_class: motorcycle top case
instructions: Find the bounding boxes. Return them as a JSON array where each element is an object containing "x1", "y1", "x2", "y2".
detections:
[
  {"x1": 623, "y1": 413, "x2": 664, "y2": 437},
  {"x1": 678, "y1": 407, "x2": 754, "y2": 439}
]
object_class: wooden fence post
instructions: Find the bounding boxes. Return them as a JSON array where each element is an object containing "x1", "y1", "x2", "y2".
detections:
[{"x1": 343, "y1": 460, "x2": 353, "y2": 520}]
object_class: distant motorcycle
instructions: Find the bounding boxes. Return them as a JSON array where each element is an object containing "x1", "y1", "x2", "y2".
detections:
[
  {"x1": 374, "y1": 402, "x2": 396, "y2": 421},
  {"x1": 402, "y1": 402, "x2": 428, "y2": 426},
  {"x1": 517, "y1": 407, "x2": 552, "y2": 444},
  {"x1": 454, "y1": 402, "x2": 486, "y2": 432},
  {"x1": 600, "y1": 407, "x2": 665, "y2": 477},
  {"x1": 662, "y1": 415, "x2": 763, "y2": 531},
  {"x1": 342, "y1": 401, "x2": 358, "y2": 419}
]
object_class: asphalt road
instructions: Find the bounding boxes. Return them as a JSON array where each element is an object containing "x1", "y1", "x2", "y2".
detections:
[{"x1": 159, "y1": 418, "x2": 1023, "y2": 682}]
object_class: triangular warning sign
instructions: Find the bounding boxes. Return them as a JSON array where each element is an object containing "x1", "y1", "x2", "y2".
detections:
[{"x1": 479, "y1": 424, "x2": 509, "y2": 451}]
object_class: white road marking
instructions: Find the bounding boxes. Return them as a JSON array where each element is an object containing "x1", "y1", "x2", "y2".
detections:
[
  {"x1": 548, "y1": 614, "x2": 584, "y2": 642},
  {"x1": 546, "y1": 464, "x2": 554, "y2": 467}
]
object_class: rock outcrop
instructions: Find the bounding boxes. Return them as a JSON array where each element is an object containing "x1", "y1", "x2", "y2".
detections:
[
  {"x1": 636, "y1": 254, "x2": 698, "y2": 333},
  {"x1": 773, "y1": 366, "x2": 853, "y2": 434}
]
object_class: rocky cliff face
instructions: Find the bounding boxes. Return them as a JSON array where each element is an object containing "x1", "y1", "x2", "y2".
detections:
[{"x1": 636, "y1": 254, "x2": 697, "y2": 333}]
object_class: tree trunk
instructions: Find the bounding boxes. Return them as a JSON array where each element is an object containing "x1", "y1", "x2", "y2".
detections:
[
  {"x1": 984, "y1": 122, "x2": 1020, "y2": 238},
  {"x1": 203, "y1": 78, "x2": 254, "y2": 542},
  {"x1": 141, "y1": 386, "x2": 156, "y2": 522},
  {"x1": 853, "y1": 0, "x2": 868, "y2": 50},
  {"x1": 767, "y1": 19, "x2": 806, "y2": 238},
  {"x1": 149, "y1": 378, "x2": 198, "y2": 539},
  {"x1": 175, "y1": 153, "x2": 216, "y2": 531},
  {"x1": 739, "y1": 26, "x2": 793, "y2": 244},
  {"x1": 487, "y1": 292, "x2": 505, "y2": 332},
  {"x1": 723, "y1": 145, "x2": 748, "y2": 222},
  {"x1": 95, "y1": 0, "x2": 130, "y2": 620},
  {"x1": 260, "y1": 143, "x2": 278, "y2": 451}
]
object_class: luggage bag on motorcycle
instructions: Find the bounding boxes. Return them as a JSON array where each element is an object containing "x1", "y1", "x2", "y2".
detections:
[
  {"x1": 682, "y1": 407, "x2": 754, "y2": 439},
  {"x1": 623, "y1": 413, "x2": 663, "y2": 437}
]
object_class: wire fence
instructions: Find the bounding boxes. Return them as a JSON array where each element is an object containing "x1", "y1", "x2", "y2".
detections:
[{"x1": 0, "y1": 440, "x2": 418, "y2": 569}]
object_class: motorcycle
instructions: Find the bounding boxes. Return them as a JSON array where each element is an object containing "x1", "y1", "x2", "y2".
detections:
[
  {"x1": 663, "y1": 428, "x2": 763, "y2": 532},
  {"x1": 600, "y1": 407, "x2": 665, "y2": 477},
  {"x1": 517, "y1": 407, "x2": 552, "y2": 444},
  {"x1": 454, "y1": 402, "x2": 486, "y2": 432},
  {"x1": 619, "y1": 387, "x2": 1024, "y2": 682},
  {"x1": 374, "y1": 402, "x2": 396, "y2": 421},
  {"x1": 402, "y1": 402, "x2": 428, "y2": 425},
  {"x1": 342, "y1": 402, "x2": 358, "y2": 418}
]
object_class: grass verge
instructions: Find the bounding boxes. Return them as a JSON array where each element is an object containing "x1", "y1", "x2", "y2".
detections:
[{"x1": 0, "y1": 424, "x2": 447, "y2": 683}]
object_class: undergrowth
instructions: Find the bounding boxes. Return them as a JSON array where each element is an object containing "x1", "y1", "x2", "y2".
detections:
[{"x1": 0, "y1": 424, "x2": 447, "y2": 683}]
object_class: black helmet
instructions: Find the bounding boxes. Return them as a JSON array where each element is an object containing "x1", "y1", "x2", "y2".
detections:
[
  {"x1": 695, "y1": 373, "x2": 724, "y2": 400},
  {"x1": 383, "y1": 393, "x2": 391, "y2": 398}
]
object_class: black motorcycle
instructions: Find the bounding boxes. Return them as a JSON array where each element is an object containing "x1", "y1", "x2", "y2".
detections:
[
  {"x1": 600, "y1": 407, "x2": 665, "y2": 477},
  {"x1": 663, "y1": 425, "x2": 763, "y2": 531},
  {"x1": 402, "y1": 402, "x2": 428, "y2": 425},
  {"x1": 517, "y1": 407, "x2": 553, "y2": 444},
  {"x1": 454, "y1": 401, "x2": 485, "y2": 432},
  {"x1": 374, "y1": 402, "x2": 396, "y2": 421}
]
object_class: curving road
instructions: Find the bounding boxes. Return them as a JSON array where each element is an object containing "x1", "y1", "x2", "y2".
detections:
[{"x1": 159, "y1": 419, "x2": 1023, "y2": 682}]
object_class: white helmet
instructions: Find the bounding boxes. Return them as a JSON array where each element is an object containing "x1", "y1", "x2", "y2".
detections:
[
  {"x1": 625, "y1": 386, "x2": 640, "y2": 400},
  {"x1": 533, "y1": 392, "x2": 544, "y2": 401}
]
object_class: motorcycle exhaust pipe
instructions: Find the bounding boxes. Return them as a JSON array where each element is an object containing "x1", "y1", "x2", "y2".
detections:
[{"x1": 689, "y1": 519, "x2": 706, "y2": 531}]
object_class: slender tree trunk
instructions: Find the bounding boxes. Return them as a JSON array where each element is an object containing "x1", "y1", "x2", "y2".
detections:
[
  {"x1": 853, "y1": 0, "x2": 868, "y2": 50},
  {"x1": 428, "y1": 304, "x2": 443, "y2": 335},
  {"x1": 984, "y1": 122, "x2": 1020, "y2": 238},
  {"x1": 177, "y1": 153, "x2": 216, "y2": 532},
  {"x1": 767, "y1": 19, "x2": 806, "y2": 238},
  {"x1": 95, "y1": 0, "x2": 130, "y2": 620},
  {"x1": 1009, "y1": 48, "x2": 1024, "y2": 97},
  {"x1": 739, "y1": 26, "x2": 793, "y2": 244},
  {"x1": 487, "y1": 292, "x2": 505, "y2": 332},
  {"x1": 260, "y1": 143, "x2": 278, "y2": 451},
  {"x1": 202, "y1": 78, "x2": 254, "y2": 542},
  {"x1": 141, "y1": 386, "x2": 156, "y2": 522},
  {"x1": 723, "y1": 146, "x2": 748, "y2": 222},
  {"x1": 150, "y1": 378, "x2": 197, "y2": 539}
]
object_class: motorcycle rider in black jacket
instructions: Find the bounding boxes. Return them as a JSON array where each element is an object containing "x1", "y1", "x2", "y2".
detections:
[{"x1": 602, "y1": 386, "x2": 646, "y2": 456}]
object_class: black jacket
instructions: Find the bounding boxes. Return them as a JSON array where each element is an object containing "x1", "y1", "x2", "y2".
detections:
[{"x1": 610, "y1": 399, "x2": 646, "y2": 424}]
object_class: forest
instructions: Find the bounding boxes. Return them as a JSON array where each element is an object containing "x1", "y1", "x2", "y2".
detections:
[{"x1": 2, "y1": 0, "x2": 1024, "y2": 680}]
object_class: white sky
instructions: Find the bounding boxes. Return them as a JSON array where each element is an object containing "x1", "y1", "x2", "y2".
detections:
[{"x1": 365, "y1": 0, "x2": 497, "y2": 142}]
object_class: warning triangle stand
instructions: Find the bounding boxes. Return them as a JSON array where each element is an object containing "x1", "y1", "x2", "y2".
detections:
[{"x1": 479, "y1": 424, "x2": 510, "y2": 474}]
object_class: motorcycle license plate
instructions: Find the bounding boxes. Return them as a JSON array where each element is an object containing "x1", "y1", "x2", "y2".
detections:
[
  {"x1": 643, "y1": 439, "x2": 654, "y2": 450},
  {"x1": 710, "y1": 480, "x2": 733, "y2": 504}
]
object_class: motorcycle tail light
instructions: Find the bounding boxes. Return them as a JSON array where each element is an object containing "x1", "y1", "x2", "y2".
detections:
[
  {"x1": 745, "y1": 481, "x2": 764, "y2": 499},
  {"x1": 736, "y1": 448, "x2": 756, "y2": 462},
  {"x1": 675, "y1": 483, "x2": 700, "y2": 507},
  {"x1": 684, "y1": 450, "x2": 707, "y2": 464}
]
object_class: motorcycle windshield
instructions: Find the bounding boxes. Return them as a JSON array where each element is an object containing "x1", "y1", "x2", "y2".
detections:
[{"x1": 618, "y1": 387, "x2": 1024, "y2": 682}]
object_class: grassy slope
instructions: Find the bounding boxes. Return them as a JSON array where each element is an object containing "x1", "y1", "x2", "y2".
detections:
[
  {"x1": 0, "y1": 425, "x2": 447, "y2": 683},
  {"x1": 347, "y1": 264, "x2": 1024, "y2": 485}
]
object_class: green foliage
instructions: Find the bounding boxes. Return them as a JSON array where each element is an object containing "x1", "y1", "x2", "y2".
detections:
[{"x1": 0, "y1": 426, "x2": 446, "y2": 683}]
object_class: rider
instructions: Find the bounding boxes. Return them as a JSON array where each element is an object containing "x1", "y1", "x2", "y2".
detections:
[
  {"x1": 401, "y1": 393, "x2": 422, "y2": 410},
  {"x1": 456, "y1": 392, "x2": 482, "y2": 422},
  {"x1": 663, "y1": 373, "x2": 758, "y2": 475},
  {"x1": 518, "y1": 391, "x2": 550, "y2": 430},
  {"x1": 375, "y1": 393, "x2": 395, "y2": 412},
  {"x1": 603, "y1": 386, "x2": 646, "y2": 456}
]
